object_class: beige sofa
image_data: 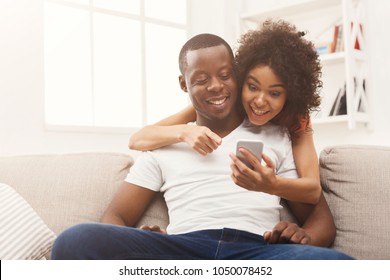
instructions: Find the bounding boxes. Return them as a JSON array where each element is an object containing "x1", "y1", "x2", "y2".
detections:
[{"x1": 0, "y1": 145, "x2": 389, "y2": 260}]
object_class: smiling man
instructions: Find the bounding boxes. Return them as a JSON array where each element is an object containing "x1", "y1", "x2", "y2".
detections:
[{"x1": 179, "y1": 43, "x2": 240, "y2": 127}]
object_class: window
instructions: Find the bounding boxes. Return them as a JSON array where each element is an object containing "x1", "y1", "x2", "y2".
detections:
[{"x1": 44, "y1": 0, "x2": 189, "y2": 129}]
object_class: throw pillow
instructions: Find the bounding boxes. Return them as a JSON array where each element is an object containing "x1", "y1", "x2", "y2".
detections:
[{"x1": 0, "y1": 183, "x2": 56, "y2": 260}]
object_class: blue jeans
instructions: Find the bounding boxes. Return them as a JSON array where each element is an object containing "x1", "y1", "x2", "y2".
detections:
[{"x1": 51, "y1": 223, "x2": 353, "y2": 260}]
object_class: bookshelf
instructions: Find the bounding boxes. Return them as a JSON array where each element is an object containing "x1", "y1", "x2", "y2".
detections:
[{"x1": 239, "y1": 0, "x2": 370, "y2": 129}]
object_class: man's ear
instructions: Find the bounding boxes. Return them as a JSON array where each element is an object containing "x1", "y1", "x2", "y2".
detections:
[{"x1": 178, "y1": 75, "x2": 187, "y2": 92}]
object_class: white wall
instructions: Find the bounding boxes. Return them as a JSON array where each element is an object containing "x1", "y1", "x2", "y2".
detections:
[
  {"x1": 1, "y1": 0, "x2": 389, "y2": 157},
  {"x1": 188, "y1": 0, "x2": 240, "y2": 45}
]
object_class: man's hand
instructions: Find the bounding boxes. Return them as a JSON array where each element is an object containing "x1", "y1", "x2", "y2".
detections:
[
  {"x1": 263, "y1": 221, "x2": 311, "y2": 245},
  {"x1": 139, "y1": 224, "x2": 166, "y2": 234}
]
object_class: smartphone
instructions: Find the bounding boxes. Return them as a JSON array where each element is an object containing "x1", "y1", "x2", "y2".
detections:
[{"x1": 236, "y1": 139, "x2": 264, "y2": 168}]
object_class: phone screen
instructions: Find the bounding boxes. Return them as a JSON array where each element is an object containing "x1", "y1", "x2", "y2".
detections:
[{"x1": 236, "y1": 139, "x2": 264, "y2": 168}]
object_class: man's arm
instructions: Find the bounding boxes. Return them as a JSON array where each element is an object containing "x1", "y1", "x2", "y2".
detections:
[
  {"x1": 101, "y1": 181, "x2": 157, "y2": 227},
  {"x1": 264, "y1": 193, "x2": 336, "y2": 247}
]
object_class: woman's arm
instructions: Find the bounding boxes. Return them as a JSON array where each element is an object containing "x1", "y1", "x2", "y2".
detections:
[
  {"x1": 230, "y1": 124, "x2": 322, "y2": 204},
  {"x1": 290, "y1": 127, "x2": 322, "y2": 203},
  {"x1": 128, "y1": 105, "x2": 222, "y2": 155},
  {"x1": 264, "y1": 193, "x2": 336, "y2": 247},
  {"x1": 268, "y1": 128, "x2": 321, "y2": 203},
  {"x1": 128, "y1": 105, "x2": 195, "y2": 150},
  {"x1": 287, "y1": 192, "x2": 336, "y2": 247}
]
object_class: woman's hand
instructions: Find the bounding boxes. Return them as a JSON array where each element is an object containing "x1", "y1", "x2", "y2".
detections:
[
  {"x1": 230, "y1": 148, "x2": 278, "y2": 195},
  {"x1": 180, "y1": 125, "x2": 222, "y2": 155}
]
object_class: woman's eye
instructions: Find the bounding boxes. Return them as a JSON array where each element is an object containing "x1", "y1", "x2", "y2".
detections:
[
  {"x1": 248, "y1": 84, "x2": 257, "y2": 91},
  {"x1": 270, "y1": 91, "x2": 281, "y2": 97}
]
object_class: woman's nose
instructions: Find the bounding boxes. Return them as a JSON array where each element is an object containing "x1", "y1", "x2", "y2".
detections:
[{"x1": 254, "y1": 92, "x2": 266, "y2": 106}]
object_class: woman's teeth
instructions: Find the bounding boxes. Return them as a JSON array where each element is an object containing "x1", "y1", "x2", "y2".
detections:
[{"x1": 252, "y1": 108, "x2": 268, "y2": 115}]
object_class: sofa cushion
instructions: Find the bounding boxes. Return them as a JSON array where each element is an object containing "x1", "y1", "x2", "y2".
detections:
[
  {"x1": 0, "y1": 153, "x2": 133, "y2": 236},
  {"x1": 0, "y1": 183, "x2": 56, "y2": 259},
  {"x1": 320, "y1": 145, "x2": 390, "y2": 259}
]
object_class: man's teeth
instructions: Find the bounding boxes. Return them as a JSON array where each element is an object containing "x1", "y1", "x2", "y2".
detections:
[{"x1": 208, "y1": 98, "x2": 226, "y2": 105}]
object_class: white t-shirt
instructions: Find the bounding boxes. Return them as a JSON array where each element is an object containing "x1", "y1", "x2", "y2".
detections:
[{"x1": 126, "y1": 119, "x2": 297, "y2": 235}]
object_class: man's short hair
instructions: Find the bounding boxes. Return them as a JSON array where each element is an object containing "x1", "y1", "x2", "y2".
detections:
[{"x1": 178, "y1": 33, "x2": 234, "y2": 75}]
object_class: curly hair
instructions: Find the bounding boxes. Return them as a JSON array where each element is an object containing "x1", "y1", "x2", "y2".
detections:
[{"x1": 235, "y1": 19, "x2": 322, "y2": 139}]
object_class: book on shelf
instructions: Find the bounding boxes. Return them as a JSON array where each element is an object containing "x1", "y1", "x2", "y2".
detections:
[
  {"x1": 351, "y1": 22, "x2": 363, "y2": 50},
  {"x1": 315, "y1": 24, "x2": 343, "y2": 55},
  {"x1": 330, "y1": 24, "x2": 339, "y2": 53},
  {"x1": 315, "y1": 42, "x2": 333, "y2": 55},
  {"x1": 355, "y1": 77, "x2": 367, "y2": 113},
  {"x1": 334, "y1": 24, "x2": 344, "y2": 52},
  {"x1": 330, "y1": 22, "x2": 362, "y2": 53},
  {"x1": 329, "y1": 83, "x2": 347, "y2": 116}
]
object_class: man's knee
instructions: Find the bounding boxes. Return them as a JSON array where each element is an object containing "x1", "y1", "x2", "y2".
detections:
[{"x1": 51, "y1": 223, "x2": 102, "y2": 260}]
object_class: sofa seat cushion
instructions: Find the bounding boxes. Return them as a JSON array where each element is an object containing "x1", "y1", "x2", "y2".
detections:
[{"x1": 320, "y1": 145, "x2": 390, "y2": 259}]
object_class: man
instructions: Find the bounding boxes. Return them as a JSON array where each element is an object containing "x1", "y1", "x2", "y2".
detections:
[{"x1": 51, "y1": 34, "x2": 351, "y2": 259}]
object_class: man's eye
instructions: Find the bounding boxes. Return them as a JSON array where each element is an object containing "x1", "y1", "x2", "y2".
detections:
[
  {"x1": 195, "y1": 79, "x2": 208, "y2": 85},
  {"x1": 220, "y1": 73, "x2": 230, "y2": 80}
]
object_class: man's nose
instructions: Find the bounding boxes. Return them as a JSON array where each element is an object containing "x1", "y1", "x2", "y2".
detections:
[{"x1": 207, "y1": 77, "x2": 223, "y2": 92}]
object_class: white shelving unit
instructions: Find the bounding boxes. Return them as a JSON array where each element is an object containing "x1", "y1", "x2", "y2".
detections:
[{"x1": 239, "y1": 0, "x2": 370, "y2": 129}]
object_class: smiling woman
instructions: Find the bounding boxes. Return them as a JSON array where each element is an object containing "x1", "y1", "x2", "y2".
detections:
[
  {"x1": 43, "y1": 0, "x2": 189, "y2": 129},
  {"x1": 241, "y1": 65, "x2": 287, "y2": 127}
]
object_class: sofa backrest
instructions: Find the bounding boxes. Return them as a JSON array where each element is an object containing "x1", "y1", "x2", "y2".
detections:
[
  {"x1": 320, "y1": 145, "x2": 390, "y2": 260},
  {"x1": 0, "y1": 153, "x2": 134, "y2": 236}
]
